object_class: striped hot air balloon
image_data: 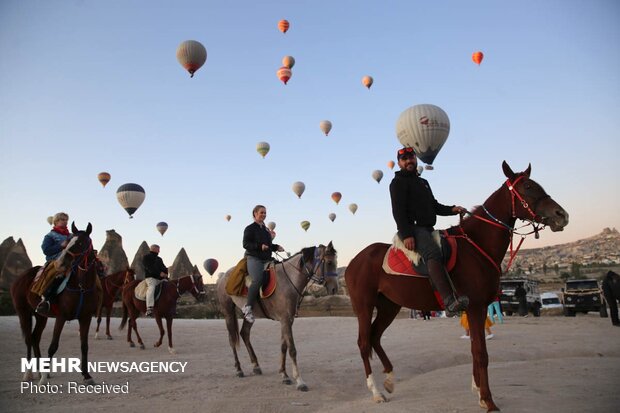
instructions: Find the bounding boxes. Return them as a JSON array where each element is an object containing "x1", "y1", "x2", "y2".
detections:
[
  {"x1": 256, "y1": 142, "x2": 270, "y2": 158},
  {"x1": 278, "y1": 19, "x2": 290, "y2": 33},
  {"x1": 176, "y1": 40, "x2": 207, "y2": 78},
  {"x1": 277, "y1": 66, "x2": 292, "y2": 84},
  {"x1": 116, "y1": 183, "x2": 145, "y2": 218},
  {"x1": 300, "y1": 221, "x2": 310, "y2": 232},
  {"x1": 97, "y1": 172, "x2": 111, "y2": 188}
]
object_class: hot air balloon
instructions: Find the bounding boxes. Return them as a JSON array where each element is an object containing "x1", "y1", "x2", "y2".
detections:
[
  {"x1": 372, "y1": 170, "x2": 383, "y2": 183},
  {"x1": 278, "y1": 19, "x2": 290, "y2": 33},
  {"x1": 256, "y1": 141, "x2": 270, "y2": 158},
  {"x1": 425, "y1": 165, "x2": 434, "y2": 170},
  {"x1": 267, "y1": 221, "x2": 276, "y2": 231},
  {"x1": 472, "y1": 51, "x2": 484, "y2": 65},
  {"x1": 328, "y1": 213, "x2": 336, "y2": 222},
  {"x1": 282, "y1": 55, "x2": 295, "y2": 69},
  {"x1": 292, "y1": 181, "x2": 305, "y2": 198},
  {"x1": 331, "y1": 192, "x2": 342, "y2": 204},
  {"x1": 46, "y1": 216, "x2": 53, "y2": 225},
  {"x1": 97, "y1": 172, "x2": 111, "y2": 188},
  {"x1": 277, "y1": 66, "x2": 292, "y2": 84},
  {"x1": 387, "y1": 160, "x2": 395, "y2": 170},
  {"x1": 362, "y1": 75, "x2": 373, "y2": 89},
  {"x1": 225, "y1": 215, "x2": 231, "y2": 222},
  {"x1": 116, "y1": 183, "x2": 145, "y2": 218},
  {"x1": 300, "y1": 221, "x2": 310, "y2": 232},
  {"x1": 417, "y1": 165, "x2": 424, "y2": 176},
  {"x1": 395, "y1": 104, "x2": 450, "y2": 166},
  {"x1": 156, "y1": 222, "x2": 168, "y2": 236},
  {"x1": 176, "y1": 40, "x2": 207, "y2": 78},
  {"x1": 320, "y1": 120, "x2": 332, "y2": 136},
  {"x1": 349, "y1": 203, "x2": 358, "y2": 214},
  {"x1": 204, "y1": 258, "x2": 219, "y2": 276}
]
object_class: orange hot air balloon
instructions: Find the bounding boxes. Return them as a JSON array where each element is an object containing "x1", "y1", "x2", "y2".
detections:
[
  {"x1": 278, "y1": 19, "x2": 290, "y2": 33},
  {"x1": 362, "y1": 75, "x2": 373, "y2": 89},
  {"x1": 97, "y1": 172, "x2": 111, "y2": 187},
  {"x1": 331, "y1": 192, "x2": 342, "y2": 204},
  {"x1": 277, "y1": 66, "x2": 292, "y2": 85},
  {"x1": 387, "y1": 160, "x2": 395, "y2": 170},
  {"x1": 472, "y1": 51, "x2": 484, "y2": 65}
]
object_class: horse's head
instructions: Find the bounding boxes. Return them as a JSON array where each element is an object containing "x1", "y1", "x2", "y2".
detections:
[
  {"x1": 301, "y1": 242, "x2": 338, "y2": 294},
  {"x1": 124, "y1": 268, "x2": 136, "y2": 284},
  {"x1": 55, "y1": 222, "x2": 93, "y2": 272},
  {"x1": 190, "y1": 274, "x2": 207, "y2": 302},
  {"x1": 502, "y1": 161, "x2": 569, "y2": 232}
]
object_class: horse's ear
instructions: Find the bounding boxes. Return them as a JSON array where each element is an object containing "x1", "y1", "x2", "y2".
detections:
[
  {"x1": 71, "y1": 221, "x2": 78, "y2": 233},
  {"x1": 524, "y1": 163, "x2": 531, "y2": 178},
  {"x1": 86, "y1": 223, "x2": 92, "y2": 235},
  {"x1": 502, "y1": 161, "x2": 515, "y2": 179},
  {"x1": 327, "y1": 241, "x2": 334, "y2": 251}
]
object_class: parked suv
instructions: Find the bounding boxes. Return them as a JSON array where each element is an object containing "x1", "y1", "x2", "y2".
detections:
[
  {"x1": 562, "y1": 279, "x2": 608, "y2": 317},
  {"x1": 499, "y1": 278, "x2": 542, "y2": 317}
]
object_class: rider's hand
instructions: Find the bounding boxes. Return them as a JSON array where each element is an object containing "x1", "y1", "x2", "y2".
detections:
[
  {"x1": 261, "y1": 244, "x2": 269, "y2": 251},
  {"x1": 453, "y1": 205, "x2": 466, "y2": 215},
  {"x1": 403, "y1": 237, "x2": 415, "y2": 251},
  {"x1": 277, "y1": 246, "x2": 284, "y2": 252}
]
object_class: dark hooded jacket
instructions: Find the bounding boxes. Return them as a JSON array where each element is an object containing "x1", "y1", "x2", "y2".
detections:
[
  {"x1": 143, "y1": 252, "x2": 168, "y2": 279},
  {"x1": 243, "y1": 222, "x2": 280, "y2": 261},
  {"x1": 389, "y1": 169, "x2": 456, "y2": 239}
]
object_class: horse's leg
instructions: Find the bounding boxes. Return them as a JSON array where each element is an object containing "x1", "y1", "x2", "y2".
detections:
[
  {"x1": 281, "y1": 319, "x2": 308, "y2": 391},
  {"x1": 79, "y1": 315, "x2": 95, "y2": 384},
  {"x1": 40, "y1": 317, "x2": 66, "y2": 384},
  {"x1": 371, "y1": 294, "x2": 401, "y2": 394},
  {"x1": 165, "y1": 316, "x2": 176, "y2": 354},
  {"x1": 239, "y1": 321, "x2": 261, "y2": 375},
  {"x1": 31, "y1": 314, "x2": 48, "y2": 380},
  {"x1": 154, "y1": 315, "x2": 165, "y2": 348},
  {"x1": 222, "y1": 303, "x2": 244, "y2": 377},
  {"x1": 126, "y1": 308, "x2": 135, "y2": 348},
  {"x1": 105, "y1": 303, "x2": 113, "y2": 339},
  {"x1": 355, "y1": 304, "x2": 385, "y2": 402},
  {"x1": 279, "y1": 322, "x2": 291, "y2": 385},
  {"x1": 131, "y1": 315, "x2": 145, "y2": 350},
  {"x1": 467, "y1": 307, "x2": 499, "y2": 412},
  {"x1": 95, "y1": 303, "x2": 102, "y2": 339}
]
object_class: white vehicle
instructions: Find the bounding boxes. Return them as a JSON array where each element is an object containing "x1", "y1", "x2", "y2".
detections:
[{"x1": 540, "y1": 292, "x2": 562, "y2": 309}]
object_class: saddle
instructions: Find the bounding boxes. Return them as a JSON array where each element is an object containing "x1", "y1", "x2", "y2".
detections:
[
  {"x1": 226, "y1": 258, "x2": 277, "y2": 298},
  {"x1": 134, "y1": 279, "x2": 164, "y2": 302},
  {"x1": 382, "y1": 231, "x2": 457, "y2": 278}
]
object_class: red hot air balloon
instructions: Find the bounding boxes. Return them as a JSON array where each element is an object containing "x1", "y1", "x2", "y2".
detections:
[
  {"x1": 472, "y1": 51, "x2": 484, "y2": 65},
  {"x1": 278, "y1": 19, "x2": 290, "y2": 33},
  {"x1": 277, "y1": 66, "x2": 292, "y2": 85},
  {"x1": 204, "y1": 258, "x2": 219, "y2": 276}
]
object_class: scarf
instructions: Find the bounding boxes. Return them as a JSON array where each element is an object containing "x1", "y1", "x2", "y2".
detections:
[{"x1": 52, "y1": 225, "x2": 70, "y2": 236}]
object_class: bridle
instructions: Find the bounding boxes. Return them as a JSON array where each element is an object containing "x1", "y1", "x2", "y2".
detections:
[
  {"x1": 174, "y1": 274, "x2": 205, "y2": 297},
  {"x1": 61, "y1": 233, "x2": 97, "y2": 319},
  {"x1": 278, "y1": 246, "x2": 338, "y2": 304}
]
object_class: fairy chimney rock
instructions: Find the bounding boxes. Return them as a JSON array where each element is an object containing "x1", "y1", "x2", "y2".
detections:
[
  {"x1": 98, "y1": 229, "x2": 129, "y2": 276},
  {"x1": 0, "y1": 239, "x2": 32, "y2": 290},
  {"x1": 169, "y1": 248, "x2": 193, "y2": 279},
  {"x1": 192, "y1": 264, "x2": 203, "y2": 277},
  {"x1": 0, "y1": 236, "x2": 17, "y2": 274},
  {"x1": 131, "y1": 241, "x2": 151, "y2": 280}
]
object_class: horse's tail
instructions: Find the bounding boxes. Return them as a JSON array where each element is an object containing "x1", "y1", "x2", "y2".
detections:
[{"x1": 119, "y1": 301, "x2": 128, "y2": 331}]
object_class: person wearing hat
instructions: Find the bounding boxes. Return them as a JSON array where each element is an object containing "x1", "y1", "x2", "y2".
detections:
[
  {"x1": 142, "y1": 244, "x2": 169, "y2": 317},
  {"x1": 389, "y1": 147, "x2": 469, "y2": 315}
]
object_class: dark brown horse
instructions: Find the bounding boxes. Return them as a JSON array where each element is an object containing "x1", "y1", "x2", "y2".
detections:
[
  {"x1": 345, "y1": 162, "x2": 569, "y2": 411},
  {"x1": 95, "y1": 268, "x2": 135, "y2": 340},
  {"x1": 119, "y1": 274, "x2": 206, "y2": 354},
  {"x1": 11, "y1": 222, "x2": 101, "y2": 385}
]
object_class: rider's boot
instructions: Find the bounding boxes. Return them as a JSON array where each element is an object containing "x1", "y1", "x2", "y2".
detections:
[
  {"x1": 35, "y1": 276, "x2": 65, "y2": 316},
  {"x1": 427, "y1": 259, "x2": 469, "y2": 317}
]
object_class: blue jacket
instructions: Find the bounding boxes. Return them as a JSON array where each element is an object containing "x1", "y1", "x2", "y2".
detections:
[{"x1": 41, "y1": 230, "x2": 72, "y2": 262}]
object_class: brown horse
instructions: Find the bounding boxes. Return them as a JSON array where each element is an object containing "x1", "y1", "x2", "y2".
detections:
[
  {"x1": 95, "y1": 268, "x2": 135, "y2": 340},
  {"x1": 119, "y1": 274, "x2": 206, "y2": 354},
  {"x1": 216, "y1": 243, "x2": 338, "y2": 390},
  {"x1": 345, "y1": 162, "x2": 569, "y2": 411},
  {"x1": 11, "y1": 222, "x2": 101, "y2": 385}
]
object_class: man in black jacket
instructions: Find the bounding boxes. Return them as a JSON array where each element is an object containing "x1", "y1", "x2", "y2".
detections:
[
  {"x1": 389, "y1": 147, "x2": 468, "y2": 315},
  {"x1": 143, "y1": 244, "x2": 169, "y2": 316}
]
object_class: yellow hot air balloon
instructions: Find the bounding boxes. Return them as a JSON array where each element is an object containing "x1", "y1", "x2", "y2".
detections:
[
  {"x1": 46, "y1": 216, "x2": 53, "y2": 225},
  {"x1": 282, "y1": 56, "x2": 295, "y2": 69},
  {"x1": 256, "y1": 141, "x2": 270, "y2": 158},
  {"x1": 320, "y1": 120, "x2": 332, "y2": 136},
  {"x1": 176, "y1": 40, "x2": 207, "y2": 78},
  {"x1": 97, "y1": 172, "x2": 111, "y2": 188},
  {"x1": 331, "y1": 192, "x2": 342, "y2": 204},
  {"x1": 278, "y1": 19, "x2": 290, "y2": 33},
  {"x1": 349, "y1": 203, "x2": 358, "y2": 215},
  {"x1": 328, "y1": 213, "x2": 336, "y2": 222},
  {"x1": 292, "y1": 181, "x2": 305, "y2": 198},
  {"x1": 372, "y1": 170, "x2": 383, "y2": 183},
  {"x1": 277, "y1": 66, "x2": 292, "y2": 84},
  {"x1": 225, "y1": 214, "x2": 231, "y2": 222},
  {"x1": 300, "y1": 220, "x2": 310, "y2": 232},
  {"x1": 362, "y1": 75, "x2": 374, "y2": 89},
  {"x1": 387, "y1": 160, "x2": 395, "y2": 170}
]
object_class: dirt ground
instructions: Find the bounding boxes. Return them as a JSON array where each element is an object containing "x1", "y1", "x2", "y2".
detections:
[{"x1": 0, "y1": 314, "x2": 618, "y2": 413}]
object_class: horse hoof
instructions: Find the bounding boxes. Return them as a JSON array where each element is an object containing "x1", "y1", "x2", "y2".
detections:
[
  {"x1": 282, "y1": 378, "x2": 293, "y2": 385},
  {"x1": 139, "y1": 343, "x2": 145, "y2": 350},
  {"x1": 384, "y1": 380, "x2": 394, "y2": 394},
  {"x1": 129, "y1": 342, "x2": 136, "y2": 348},
  {"x1": 84, "y1": 378, "x2": 95, "y2": 385},
  {"x1": 236, "y1": 371, "x2": 244, "y2": 378},
  {"x1": 253, "y1": 367, "x2": 262, "y2": 375},
  {"x1": 297, "y1": 383, "x2": 309, "y2": 392},
  {"x1": 106, "y1": 335, "x2": 113, "y2": 340},
  {"x1": 373, "y1": 394, "x2": 387, "y2": 403},
  {"x1": 168, "y1": 347, "x2": 177, "y2": 355},
  {"x1": 94, "y1": 333, "x2": 99, "y2": 340}
]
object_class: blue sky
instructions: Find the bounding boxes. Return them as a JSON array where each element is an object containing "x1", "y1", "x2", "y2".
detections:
[{"x1": 1, "y1": 0, "x2": 619, "y2": 281}]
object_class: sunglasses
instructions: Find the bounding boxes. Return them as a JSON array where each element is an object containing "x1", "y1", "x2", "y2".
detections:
[{"x1": 398, "y1": 147, "x2": 414, "y2": 155}]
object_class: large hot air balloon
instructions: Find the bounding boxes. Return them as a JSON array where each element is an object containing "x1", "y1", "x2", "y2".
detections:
[
  {"x1": 278, "y1": 19, "x2": 290, "y2": 33},
  {"x1": 319, "y1": 120, "x2": 332, "y2": 136},
  {"x1": 328, "y1": 213, "x2": 336, "y2": 222},
  {"x1": 331, "y1": 192, "x2": 342, "y2": 204},
  {"x1": 204, "y1": 258, "x2": 219, "y2": 276},
  {"x1": 256, "y1": 141, "x2": 270, "y2": 158},
  {"x1": 225, "y1": 214, "x2": 231, "y2": 222},
  {"x1": 156, "y1": 222, "x2": 168, "y2": 236},
  {"x1": 292, "y1": 181, "x2": 305, "y2": 198},
  {"x1": 277, "y1": 66, "x2": 292, "y2": 84},
  {"x1": 97, "y1": 172, "x2": 111, "y2": 188},
  {"x1": 395, "y1": 104, "x2": 450, "y2": 166},
  {"x1": 282, "y1": 56, "x2": 295, "y2": 69},
  {"x1": 300, "y1": 221, "x2": 310, "y2": 232},
  {"x1": 176, "y1": 40, "x2": 207, "y2": 78},
  {"x1": 387, "y1": 160, "x2": 395, "y2": 170},
  {"x1": 267, "y1": 221, "x2": 276, "y2": 231},
  {"x1": 349, "y1": 203, "x2": 358, "y2": 214},
  {"x1": 362, "y1": 75, "x2": 373, "y2": 89},
  {"x1": 372, "y1": 170, "x2": 383, "y2": 183},
  {"x1": 46, "y1": 216, "x2": 53, "y2": 225},
  {"x1": 472, "y1": 51, "x2": 484, "y2": 65},
  {"x1": 116, "y1": 183, "x2": 145, "y2": 218}
]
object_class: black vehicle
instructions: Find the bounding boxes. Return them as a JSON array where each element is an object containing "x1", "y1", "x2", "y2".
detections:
[
  {"x1": 499, "y1": 278, "x2": 541, "y2": 317},
  {"x1": 562, "y1": 279, "x2": 608, "y2": 317}
]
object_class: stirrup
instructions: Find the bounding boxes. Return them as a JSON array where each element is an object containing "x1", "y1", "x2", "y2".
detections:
[
  {"x1": 242, "y1": 305, "x2": 255, "y2": 324},
  {"x1": 145, "y1": 307, "x2": 153, "y2": 317},
  {"x1": 444, "y1": 295, "x2": 469, "y2": 316},
  {"x1": 36, "y1": 299, "x2": 50, "y2": 315}
]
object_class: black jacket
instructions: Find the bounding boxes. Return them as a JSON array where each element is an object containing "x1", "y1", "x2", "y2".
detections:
[
  {"x1": 389, "y1": 169, "x2": 456, "y2": 238},
  {"x1": 143, "y1": 252, "x2": 168, "y2": 279},
  {"x1": 243, "y1": 222, "x2": 280, "y2": 261}
]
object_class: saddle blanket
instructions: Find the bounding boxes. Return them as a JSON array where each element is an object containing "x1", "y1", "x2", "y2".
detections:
[
  {"x1": 239, "y1": 266, "x2": 277, "y2": 299},
  {"x1": 382, "y1": 232, "x2": 457, "y2": 277},
  {"x1": 134, "y1": 279, "x2": 164, "y2": 301}
]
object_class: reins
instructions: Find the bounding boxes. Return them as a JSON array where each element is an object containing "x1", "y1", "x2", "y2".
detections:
[{"x1": 63, "y1": 238, "x2": 96, "y2": 320}]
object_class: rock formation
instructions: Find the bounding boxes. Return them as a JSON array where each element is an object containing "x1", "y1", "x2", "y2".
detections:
[
  {"x1": 169, "y1": 248, "x2": 193, "y2": 279},
  {"x1": 98, "y1": 230, "x2": 129, "y2": 276},
  {"x1": 0, "y1": 237, "x2": 17, "y2": 274},
  {"x1": 0, "y1": 239, "x2": 32, "y2": 290},
  {"x1": 131, "y1": 241, "x2": 150, "y2": 280}
]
